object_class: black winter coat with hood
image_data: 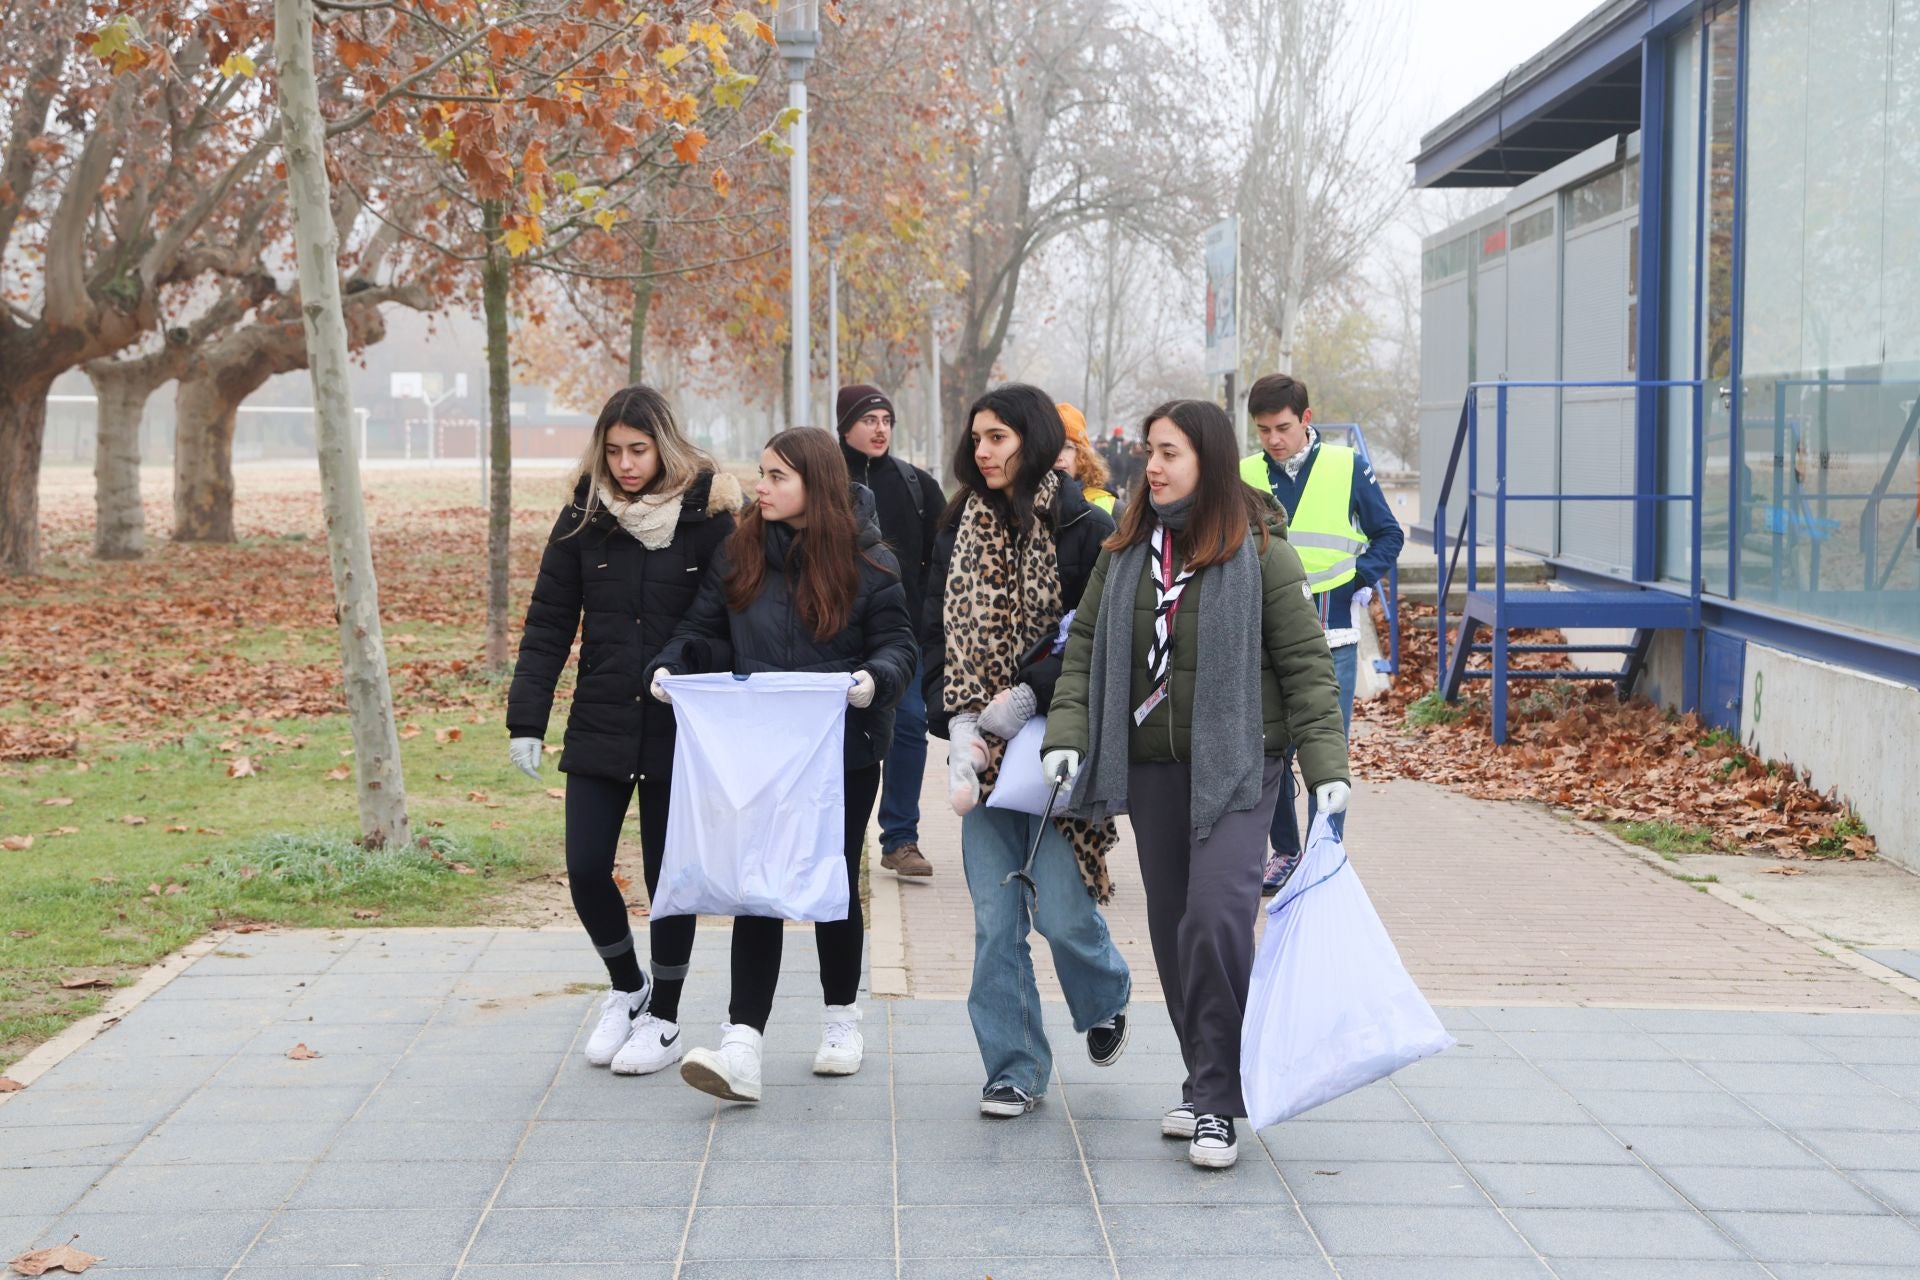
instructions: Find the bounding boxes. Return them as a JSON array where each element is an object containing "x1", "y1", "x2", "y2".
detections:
[
  {"x1": 921, "y1": 477, "x2": 1117, "y2": 741},
  {"x1": 838, "y1": 440, "x2": 942, "y2": 640},
  {"x1": 650, "y1": 485, "x2": 920, "y2": 771},
  {"x1": 506, "y1": 470, "x2": 743, "y2": 782}
]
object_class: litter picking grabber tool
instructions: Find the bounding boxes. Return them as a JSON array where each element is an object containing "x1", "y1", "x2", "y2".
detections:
[{"x1": 1002, "y1": 772, "x2": 1067, "y2": 910}]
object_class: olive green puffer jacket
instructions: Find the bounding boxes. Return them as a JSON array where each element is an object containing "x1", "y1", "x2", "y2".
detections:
[{"x1": 1042, "y1": 511, "x2": 1350, "y2": 790}]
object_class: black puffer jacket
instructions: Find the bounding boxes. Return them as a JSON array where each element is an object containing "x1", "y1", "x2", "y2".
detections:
[
  {"x1": 506, "y1": 470, "x2": 743, "y2": 782},
  {"x1": 840, "y1": 441, "x2": 943, "y2": 639},
  {"x1": 651, "y1": 486, "x2": 919, "y2": 771},
  {"x1": 922, "y1": 479, "x2": 1117, "y2": 740}
]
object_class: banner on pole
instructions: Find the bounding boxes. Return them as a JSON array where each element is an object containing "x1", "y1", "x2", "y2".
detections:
[{"x1": 1203, "y1": 217, "x2": 1240, "y2": 377}]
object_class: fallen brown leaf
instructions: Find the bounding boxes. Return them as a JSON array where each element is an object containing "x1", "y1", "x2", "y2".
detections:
[
  {"x1": 0, "y1": 1077, "x2": 23, "y2": 1093},
  {"x1": 433, "y1": 773, "x2": 453, "y2": 782},
  {"x1": 195, "y1": 826, "x2": 225, "y2": 836},
  {"x1": 59, "y1": 976, "x2": 113, "y2": 990},
  {"x1": 465, "y1": 789, "x2": 489, "y2": 803},
  {"x1": 8, "y1": 1240, "x2": 102, "y2": 1275},
  {"x1": 286, "y1": 1043, "x2": 321, "y2": 1060},
  {"x1": 164, "y1": 825, "x2": 188, "y2": 834},
  {"x1": 325, "y1": 764, "x2": 352, "y2": 782},
  {"x1": 351, "y1": 908, "x2": 382, "y2": 920},
  {"x1": 44, "y1": 827, "x2": 79, "y2": 838},
  {"x1": 229, "y1": 922, "x2": 270, "y2": 933},
  {"x1": 40, "y1": 797, "x2": 73, "y2": 807},
  {"x1": 119, "y1": 815, "x2": 146, "y2": 827},
  {"x1": 2, "y1": 835, "x2": 33, "y2": 851},
  {"x1": 1763, "y1": 865, "x2": 1807, "y2": 876},
  {"x1": 435, "y1": 727, "x2": 463, "y2": 744},
  {"x1": 545, "y1": 788, "x2": 565, "y2": 800},
  {"x1": 226, "y1": 756, "x2": 256, "y2": 779}
]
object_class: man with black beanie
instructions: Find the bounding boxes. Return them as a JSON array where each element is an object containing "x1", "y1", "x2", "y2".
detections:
[{"x1": 838, "y1": 383, "x2": 944, "y2": 877}]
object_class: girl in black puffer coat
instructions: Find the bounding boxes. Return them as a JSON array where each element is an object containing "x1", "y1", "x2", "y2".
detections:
[
  {"x1": 651, "y1": 428, "x2": 917, "y2": 1103},
  {"x1": 506, "y1": 384, "x2": 742, "y2": 1077}
]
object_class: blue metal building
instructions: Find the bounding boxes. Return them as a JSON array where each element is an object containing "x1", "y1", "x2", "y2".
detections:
[{"x1": 1413, "y1": 0, "x2": 1919, "y2": 866}]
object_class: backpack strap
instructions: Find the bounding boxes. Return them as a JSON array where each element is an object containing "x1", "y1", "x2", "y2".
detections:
[{"x1": 893, "y1": 455, "x2": 925, "y2": 520}]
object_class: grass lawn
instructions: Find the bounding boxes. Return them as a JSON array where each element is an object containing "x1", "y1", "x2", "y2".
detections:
[{"x1": 0, "y1": 466, "x2": 596, "y2": 1072}]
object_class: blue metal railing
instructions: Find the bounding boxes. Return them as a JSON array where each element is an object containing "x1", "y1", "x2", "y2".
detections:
[
  {"x1": 1312, "y1": 421, "x2": 1401, "y2": 677},
  {"x1": 1431, "y1": 379, "x2": 1708, "y2": 693}
]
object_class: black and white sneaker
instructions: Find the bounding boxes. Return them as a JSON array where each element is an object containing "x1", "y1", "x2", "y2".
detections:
[
  {"x1": 1189, "y1": 1113, "x2": 1238, "y2": 1168},
  {"x1": 1161, "y1": 1102, "x2": 1197, "y2": 1139},
  {"x1": 583, "y1": 979, "x2": 651, "y2": 1067},
  {"x1": 979, "y1": 1083, "x2": 1039, "y2": 1117},
  {"x1": 1086, "y1": 1011, "x2": 1129, "y2": 1066}
]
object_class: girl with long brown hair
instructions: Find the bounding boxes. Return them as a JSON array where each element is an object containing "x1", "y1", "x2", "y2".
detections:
[
  {"x1": 650, "y1": 428, "x2": 918, "y2": 1102},
  {"x1": 1043, "y1": 398, "x2": 1349, "y2": 1168},
  {"x1": 506, "y1": 384, "x2": 742, "y2": 1076}
]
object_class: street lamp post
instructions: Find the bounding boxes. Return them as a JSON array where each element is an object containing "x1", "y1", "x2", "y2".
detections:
[
  {"x1": 777, "y1": 1, "x2": 819, "y2": 427},
  {"x1": 824, "y1": 225, "x2": 844, "y2": 419}
]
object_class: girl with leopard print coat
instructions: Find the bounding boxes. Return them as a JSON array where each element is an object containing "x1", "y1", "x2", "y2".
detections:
[{"x1": 921, "y1": 382, "x2": 1134, "y2": 1119}]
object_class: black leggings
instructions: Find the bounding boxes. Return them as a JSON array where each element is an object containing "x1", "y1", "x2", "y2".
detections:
[
  {"x1": 729, "y1": 763, "x2": 882, "y2": 1032},
  {"x1": 564, "y1": 773, "x2": 697, "y2": 1023}
]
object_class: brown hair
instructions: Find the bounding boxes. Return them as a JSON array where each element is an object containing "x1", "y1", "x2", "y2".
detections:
[
  {"x1": 1104, "y1": 400, "x2": 1272, "y2": 569},
  {"x1": 565, "y1": 384, "x2": 713, "y2": 538},
  {"x1": 724, "y1": 428, "x2": 873, "y2": 640},
  {"x1": 1246, "y1": 373, "x2": 1310, "y2": 420}
]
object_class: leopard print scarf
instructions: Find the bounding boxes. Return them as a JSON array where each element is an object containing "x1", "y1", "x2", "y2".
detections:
[{"x1": 943, "y1": 471, "x2": 1118, "y2": 903}]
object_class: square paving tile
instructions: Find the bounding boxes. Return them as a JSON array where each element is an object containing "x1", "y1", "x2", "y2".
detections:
[
  {"x1": 680, "y1": 1159, "x2": 878, "y2": 1207},
  {"x1": 894, "y1": 1159, "x2": 1089, "y2": 1206},
  {"x1": 1117, "y1": 1258, "x2": 1334, "y2": 1280},
  {"x1": 37, "y1": 1209, "x2": 272, "y2": 1269},
  {"x1": 1277, "y1": 1160, "x2": 1482, "y2": 1207},
  {"x1": 1091, "y1": 1154, "x2": 1291, "y2": 1204},
  {"x1": 78, "y1": 1162, "x2": 307, "y2": 1214},
  {"x1": 463, "y1": 1205, "x2": 687, "y2": 1264},
  {"x1": 1332, "y1": 1261, "x2": 1550, "y2": 1280},
  {"x1": 244, "y1": 1208, "x2": 481, "y2": 1266},
  {"x1": 683, "y1": 1205, "x2": 894, "y2": 1261},
  {"x1": 287, "y1": 1159, "x2": 507, "y2": 1210},
  {"x1": 1468, "y1": 1161, "x2": 1686, "y2": 1210},
  {"x1": 0, "y1": 1164, "x2": 105, "y2": 1218},
  {"x1": 1260, "y1": 1120, "x2": 1454, "y2": 1164},
  {"x1": 1712, "y1": 1210, "x2": 1920, "y2": 1265},
  {"x1": 1304, "y1": 1204, "x2": 1531, "y2": 1258},
  {"x1": 122, "y1": 1120, "x2": 340, "y2": 1166},
  {"x1": 894, "y1": 1118, "x2": 1082, "y2": 1162},
  {"x1": 1508, "y1": 1206, "x2": 1745, "y2": 1259},
  {"x1": 1605, "y1": 1124, "x2": 1824, "y2": 1169},
  {"x1": 1103, "y1": 1202, "x2": 1322, "y2": 1258},
  {"x1": 325, "y1": 1118, "x2": 527, "y2": 1163},
  {"x1": 1658, "y1": 1164, "x2": 1891, "y2": 1214},
  {"x1": 898, "y1": 1203, "x2": 1106, "y2": 1259},
  {"x1": 1429, "y1": 1123, "x2": 1634, "y2": 1166}
]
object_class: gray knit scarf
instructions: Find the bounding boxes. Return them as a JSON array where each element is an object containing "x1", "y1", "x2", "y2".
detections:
[{"x1": 1070, "y1": 494, "x2": 1266, "y2": 839}]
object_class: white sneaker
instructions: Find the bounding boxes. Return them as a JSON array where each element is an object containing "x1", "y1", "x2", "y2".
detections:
[
  {"x1": 1162, "y1": 1102, "x2": 1197, "y2": 1139},
  {"x1": 610, "y1": 1014, "x2": 684, "y2": 1076},
  {"x1": 812, "y1": 1004, "x2": 863, "y2": 1076},
  {"x1": 680, "y1": 1023, "x2": 763, "y2": 1102},
  {"x1": 583, "y1": 984, "x2": 649, "y2": 1067},
  {"x1": 1189, "y1": 1113, "x2": 1239, "y2": 1168}
]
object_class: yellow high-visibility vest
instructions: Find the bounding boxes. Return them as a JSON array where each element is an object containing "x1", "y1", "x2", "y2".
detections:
[{"x1": 1240, "y1": 446, "x2": 1368, "y2": 594}]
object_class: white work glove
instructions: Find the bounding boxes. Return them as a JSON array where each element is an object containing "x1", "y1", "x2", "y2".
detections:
[
  {"x1": 649, "y1": 673, "x2": 672, "y2": 703},
  {"x1": 1041, "y1": 748, "x2": 1081, "y2": 784},
  {"x1": 977, "y1": 684, "x2": 1036, "y2": 739},
  {"x1": 1351, "y1": 585, "x2": 1374, "y2": 610},
  {"x1": 948, "y1": 714, "x2": 985, "y2": 815},
  {"x1": 847, "y1": 670, "x2": 876, "y2": 708},
  {"x1": 1315, "y1": 780, "x2": 1351, "y2": 815},
  {"x1": 508, "y1": 737, "x2": 542, "y2": 779}
]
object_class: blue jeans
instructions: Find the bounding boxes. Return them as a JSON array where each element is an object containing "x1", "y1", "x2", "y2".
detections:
[
  {"x1": 1271, "y1": 641, "x2": 1358, "y2": 856},
  {"x1": 961, "y1": 806, "x2": 1131, "y2": 1096},
  {"x1": 878, "y1": 659, "x2": 928, "y2": 853}
]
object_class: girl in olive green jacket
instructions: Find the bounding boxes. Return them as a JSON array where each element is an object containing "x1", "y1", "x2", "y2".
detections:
[{"x1": 1041, "y1": 398, "x2": 1349, "y2": 1169}]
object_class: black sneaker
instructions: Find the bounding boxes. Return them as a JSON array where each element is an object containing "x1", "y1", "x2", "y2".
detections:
[
  {"x1": 979, "y1": 1082, "x2": 1039, "y2": 1117},
  {"x1": 1161, "y1": 1102, "x2": 1196, "y2": 1139},
  {"x1": 1262, "y1": 849, "x2": 1301, "y2": 898},
  {"x1": 1086, "y1": 1011, "x2": 1129, "y2": 1066},
  {"x1": 1189, "y1": 1113, "x2": 1238, "y2": 1168}
]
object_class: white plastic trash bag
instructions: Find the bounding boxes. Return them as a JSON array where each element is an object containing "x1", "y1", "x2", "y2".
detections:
[
  {"x1": 1241, "y1": 815, "x2": 1453, "y2": 1129},
  {"x1": 985, "y1": 715, "x2": 1065, "y2": 817},
  {"x1": 653, "y1": 672, "x2": 851, "y2": 923}
]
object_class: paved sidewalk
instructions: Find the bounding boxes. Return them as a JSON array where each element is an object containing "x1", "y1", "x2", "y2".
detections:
[
  {"x1": 899, "y1": 765, "x2": 1915, "y2": 1010},
  {"x1": 5, "y1": 928, "x2": 1920, "y2": 1278}
]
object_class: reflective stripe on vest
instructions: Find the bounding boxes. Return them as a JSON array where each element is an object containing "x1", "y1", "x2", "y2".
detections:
[{"x1": 1288, "y1": 445, "x2": 1366, "y2": 595}]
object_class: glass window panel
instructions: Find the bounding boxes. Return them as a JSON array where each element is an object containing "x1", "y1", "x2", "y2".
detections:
[
  {"x1": 1568, "y1": 166, "x2": 1625, "y2": 231},
  {"x1": 1511, "y1": 207, "x2": 1554, "y2": 249},
  {"x1": 1735, "y1": 0, "x2": 1920, "y2": 643},
  {"x1": 1660, "y1": 21, "x2": 1701, "y2": 583}
]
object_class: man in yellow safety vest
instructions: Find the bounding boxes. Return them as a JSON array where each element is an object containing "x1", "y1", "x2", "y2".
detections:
[{"x1": 1239, "y1": 374, "x2": 1403, "y2": 894}]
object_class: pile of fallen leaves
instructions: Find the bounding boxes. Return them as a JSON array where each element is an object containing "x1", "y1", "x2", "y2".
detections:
[
  {"x1": 5, "y1": 473, "x2": 566, "y2": 754},
  {"x1": 1354, "y1": 602, "x2": 1875, "y2": 860}
]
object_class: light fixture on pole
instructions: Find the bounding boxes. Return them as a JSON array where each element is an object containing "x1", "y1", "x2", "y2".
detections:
[
  {"x1": 776, "y1": 1, "x2": 819, "y2": 427},
  {"x1": 821, "y1": 195, "x2": 846, "y2": 422}
]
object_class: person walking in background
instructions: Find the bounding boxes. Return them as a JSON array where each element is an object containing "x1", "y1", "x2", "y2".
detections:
[
  {"x1": 1239, "y1": 374, "x2": 1403, "y2": 895},
  {"x1": 1054, "y1": 402, "x2": 1121, "y2": 517},
  {"x1": 506, "y1": 385, "x2": 741, "y2": 1077},
  {"x1": 1044, "y1": 398, "x2": 1350, "y2": 1168},
  {"x1": 650, "y1": 429, "x2": 917, "y2": 1102},
  {"x1": 924, "y1": 383, "x2": 1133, "y2": 1120},
  {"x1": 836, "y1": 384, "x2": 944, "y2": 879}
]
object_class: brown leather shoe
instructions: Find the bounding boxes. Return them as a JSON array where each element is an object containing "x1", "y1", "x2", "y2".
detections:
[{"x1": 880, "y1": 843, "x2": 933, "y2": 877}]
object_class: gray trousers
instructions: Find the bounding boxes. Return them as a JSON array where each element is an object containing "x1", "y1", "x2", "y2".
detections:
[{"x1": 1126, "y1": 756, "x2": 1286, "y2": 1117}]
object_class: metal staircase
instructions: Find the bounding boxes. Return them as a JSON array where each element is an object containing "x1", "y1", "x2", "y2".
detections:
[{"x1": 1431, "y1": 380, "x2": 1705, "y2": 743}]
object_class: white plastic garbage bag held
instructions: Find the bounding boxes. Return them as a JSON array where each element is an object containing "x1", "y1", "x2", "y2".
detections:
[
  {"x1": 984, "y1": 715, "x2": 1067, "y2": 817},
  {"x1": 1240, "y1": 815, "x2": 1453, "y2": 1130},
  {"x1": 652, "y1": 672, "x2": 851, "y2": 923}
]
